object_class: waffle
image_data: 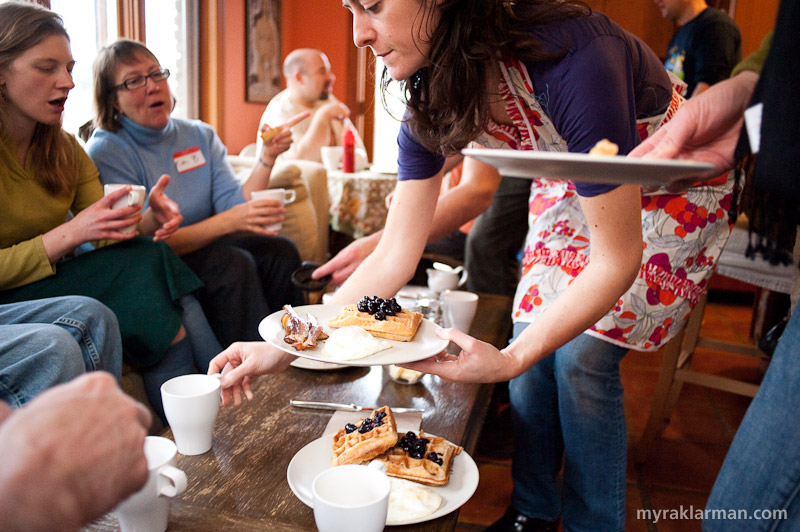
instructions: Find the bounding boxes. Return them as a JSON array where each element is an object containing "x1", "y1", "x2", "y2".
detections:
[
  {"x1": 331, "y1": 406, "x2": 398, "y2": 466},
  {"x1": 327, "y1": 304, "x2": 423, "y2": 342},
  {"x1": 375, "y1": 430, "x2": 462, "y2": 487}
]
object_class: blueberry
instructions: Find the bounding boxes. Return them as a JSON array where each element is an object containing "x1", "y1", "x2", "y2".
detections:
[
  {"x1": 345, "y1": 423, "x2": 357, "y2": 433},
  {"x1": 374, "y1": 310, "x2": 386, "y2": 320},
  {"x1": 427, "y1": 452, "x2": 443, "y2": 465},
  {"x1": 358, "y1": 423, "x2": 372, "y2": 434},
  {"x1": 405, "y1": 431, "x2": 417, "y2": 441},
  {"x1": 374, "y1": 411, "x2": 387, "y2": 421},
  {"x1": 357, "y1": 301, "x2": 369, "y2": 313},
  {"x1": 410, "y1": 451, "x2": 424, "y2": 459}
]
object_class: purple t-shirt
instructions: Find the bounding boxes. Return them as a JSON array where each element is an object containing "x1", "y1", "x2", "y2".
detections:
[{"x1": 397, "y1": 12, "x2": 672, "y2": 197}]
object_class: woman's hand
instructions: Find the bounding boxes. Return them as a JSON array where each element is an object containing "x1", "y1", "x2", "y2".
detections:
[
  {"x1": 207, "y1": 342, "x2": 295, "y2": 406},
  {"x1": 222, "y1": 198, "x2": 285, "y2": 236},
  {"x1": 402, "y1": 327, "x2": 526, "y2": 383},
  {"x1": 141, "y1": 175, "x2": 183, "y2": 241}
]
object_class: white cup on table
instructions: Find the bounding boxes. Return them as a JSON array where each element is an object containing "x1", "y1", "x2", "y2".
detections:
[
  {"x1": 114, "y1": 436, "x2": 187, "y2": 532},
  {"x1": 103, "y1": 184, "x2": 146, "y2": 233},
  {"x1": 426, "y1": 267, "x2": 468, "y2": 294},
  {"x1": 441, "y1": 290, "x2": 479, "y2": 333},
  {"x1": 312, "y1": 460, "x2": 390, "y2": 532},
  {"x1": 320, "y1": 146, "x2": 343, "y2": 172},
  {"x1": 160, "y1": 374, "x2": 220, "y2": 455},
  {"x1": 250, "y1": 188, "x2": 296, "y2": 231}
]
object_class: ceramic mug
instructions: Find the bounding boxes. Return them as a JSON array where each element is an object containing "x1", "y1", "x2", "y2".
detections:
[
  {"x1": 312, "y1": 461, "x2": 390, "y2": 532},
  {"x1": 440, "y1": 290, "x2": 479, "y2": 333},
  {"x1": 160, "y1": 374, "x2": 221, "y2": 455},
  {"x1": 114, "y1": 436, "x2": 187, "y2": 532},
  {"x1": 103, "y1": 184, "x2": 146, "y2": 233},
  {"x1": 426, "y1": 267, "x2": 468, "y2": 294},
  {"x1": 250, "y1": 188, "x2": 297, "y2": 231},
  {"x1": 320, "y1": 146, "x2": 343, "y2": 172}
]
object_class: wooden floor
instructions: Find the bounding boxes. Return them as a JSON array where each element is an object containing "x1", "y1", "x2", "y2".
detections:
[{"x1": 455, "y1": 297, "x2": 762, "y2": 532}]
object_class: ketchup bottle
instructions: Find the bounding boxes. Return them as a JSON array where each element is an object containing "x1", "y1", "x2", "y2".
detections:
[{"x1": 341, "y1": 126, "x2": 355, "y2": 173}]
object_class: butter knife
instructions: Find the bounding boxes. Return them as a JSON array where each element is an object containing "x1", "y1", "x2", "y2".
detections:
[{"x1": 290, "y1": 399, "x2": 424, "y2": 414}]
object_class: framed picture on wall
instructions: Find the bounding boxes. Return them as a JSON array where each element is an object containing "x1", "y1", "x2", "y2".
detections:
[{"x1": 246, "y1": 0, "x2": 282, "y2": 104}]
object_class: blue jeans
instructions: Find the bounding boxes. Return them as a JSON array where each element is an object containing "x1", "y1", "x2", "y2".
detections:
[
  {"x1": 510, "y1": 323, "x2": 629, "y2": 532},
  {"x1": 0, "y1": 296, "x2": 122, "y2": 407},
  {"x1": 703, "y1": 305, "x2": 800, "y2": 531}
]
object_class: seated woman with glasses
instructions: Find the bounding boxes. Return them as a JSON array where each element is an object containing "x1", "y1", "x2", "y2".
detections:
[
  {"x1": 0, "y1": 2, "x2": 221, "y2": 424},
  {"x1": 86, "y1": 39, "x2": 306, "y2": 347}
]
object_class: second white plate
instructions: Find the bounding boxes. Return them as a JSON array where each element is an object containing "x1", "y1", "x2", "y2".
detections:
[
  {"x1": 286, "y1": 435, "x2": 479, "y2": 526},
  {"x1": 462, "y1": 148, "x2": 717, "y2": 186},
  {"x1": 259, "y1": 304, "x2": 448, "y2": 367}
]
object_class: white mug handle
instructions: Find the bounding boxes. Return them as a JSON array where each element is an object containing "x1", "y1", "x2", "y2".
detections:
[
  {"x1": 157, "y1": 465, "x2": 187, "y2": 498},
  {"x1": 284, "y1": 189, "x2": 296, "y2": 204},
  {"x1": 458, "y1": 269, "x2": 469, "y2": 287},
  {"x1": 367, "y1": 460, "x2": 387, "y2": 474}
]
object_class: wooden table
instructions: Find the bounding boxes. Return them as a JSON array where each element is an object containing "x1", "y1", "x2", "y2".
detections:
[{"x1": 86, "y1": 293, "x2": 512, "y2": 532}]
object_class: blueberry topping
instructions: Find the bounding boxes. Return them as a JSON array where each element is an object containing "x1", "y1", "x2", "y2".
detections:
[
  {"x1": 356, "y1": 295, "x2": 404, "y2": 317},
  {"x1": 344, "y1": 423, "x2": 357, "y2": 434},
  {"x1": 374, "y1": 411, "x2": 387, "y2": 421},
  {"x1": 427, "y1": 452, "x2": 444, "y2": 465}
]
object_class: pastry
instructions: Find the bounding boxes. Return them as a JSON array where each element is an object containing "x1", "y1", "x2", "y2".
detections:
[
  {"x1": 374, "y1": 430, "x2": 462, "y2": 487},
  {"x1": 331, "y1": 406, "x2": 398, "y2": 466},
  {"x1": 260, "y1": 126, "x2": 279, "y2": 143},
  {"x1": 281, "y1": 305, "x2": 327, "y2": 351},
  {"x1": 327, "y1": 297, "x2": 423, "y2": 342},
  {"x1": 589, "y1": 138, "x2": 619, "y2": 156}
]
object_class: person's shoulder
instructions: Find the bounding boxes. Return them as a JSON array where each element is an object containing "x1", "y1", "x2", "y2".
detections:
[
  {"x1": 84, "y1": 126, "x2": 128, "y2": 155},
  {"x1": 531, "y1": 11, "x2": 626, "y2": 53},
  {"x1": 695, "y1": 7, "x2": 739, "y2": 30}
]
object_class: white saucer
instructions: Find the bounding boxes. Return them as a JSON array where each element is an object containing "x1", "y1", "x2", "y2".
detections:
[
  {"x1": 286, "y1": 435, "x2": 479, "y2": 525},
  {"x1": 289, "y1": 357, "x2": 350, "y2": 371}
]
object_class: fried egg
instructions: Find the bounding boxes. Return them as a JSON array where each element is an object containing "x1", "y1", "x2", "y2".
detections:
[
  {"x1": 386, "y1": 477, "x2": 443, "y2": 523},
  {"x1": 322, "y1": 326, "x2": 391, "y2": 360}
]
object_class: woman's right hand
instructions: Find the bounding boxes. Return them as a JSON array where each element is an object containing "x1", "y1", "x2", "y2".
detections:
[
  {"x1": 222, "y1": 198, "x2": 285, "y2": 236},
  {"x1": 207, "y1": 342, "x2": 296, "y2": 406}
]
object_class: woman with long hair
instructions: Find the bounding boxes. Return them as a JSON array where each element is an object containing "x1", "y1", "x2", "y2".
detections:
[{"x1": 0, "y1": 1, "x2": 220, "y2": 423}]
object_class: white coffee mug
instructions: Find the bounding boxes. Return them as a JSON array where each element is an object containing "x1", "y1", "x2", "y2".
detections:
[
  {"x1": 441, "y1": 290, "x2": 479, "y2": 333},
  {"x1": 160, "y1": 374, "x2": 221, "y2": 455},
  {"x1": 426, "y1": 267, "x2": 468, "y2": 294},
  {"x1": 320, "y1": 145, "x2": 343, "y2": 172},
  {"x1": 103, "y1": 184, "x2": 146, "y2": 233},
  {"x1": 312, "y1": 461, "x2": 390, "y2": 532},
  {"x1": 250, "y1": 188, "x2": 297, "y2": 231},
  {"x1": 114, "y1": 436, "x2": 187, "y2": 532}
]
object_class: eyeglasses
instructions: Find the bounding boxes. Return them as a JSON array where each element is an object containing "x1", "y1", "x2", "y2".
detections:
[{"x1": 113, "y1": 68, "x2": 170, "y2": 91}]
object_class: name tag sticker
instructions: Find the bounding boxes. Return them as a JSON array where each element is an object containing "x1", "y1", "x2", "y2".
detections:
[
  {"x1": 744, "y1": 103, "x2": 762, "y2": 154},
  {"x1": 174, "y1": 147, "x2": 206, "y2": 173}
]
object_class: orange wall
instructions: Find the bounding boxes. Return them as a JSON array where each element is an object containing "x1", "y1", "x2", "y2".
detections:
[{"x1": 215, "y1": 0, "x2": 355, "y2": 154}]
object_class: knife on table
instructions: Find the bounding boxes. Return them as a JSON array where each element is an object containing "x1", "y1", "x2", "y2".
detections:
[{"x1": 290, "y1": 399, "x2": 424, "y2": 414}]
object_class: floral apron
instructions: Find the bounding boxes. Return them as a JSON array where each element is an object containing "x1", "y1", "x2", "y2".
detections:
[{"x1": 475, "y1": 59, "x2": 734, "y2": 351}]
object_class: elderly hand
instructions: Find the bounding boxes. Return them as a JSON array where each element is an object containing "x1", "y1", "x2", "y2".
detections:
[
  {"x1": 143, "y1": 174, "x2": 183, "y2": 240},
  {"x1": 208, "y1": 342, "x2": 296, "y2": 406},
  {"x1": 0, "y1": 373, "x2": 151, "y2": 532}
]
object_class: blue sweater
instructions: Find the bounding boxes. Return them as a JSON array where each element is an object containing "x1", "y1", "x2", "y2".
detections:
[{"x1": 86, "y1": 116, "x2": 245, "y2": 226}]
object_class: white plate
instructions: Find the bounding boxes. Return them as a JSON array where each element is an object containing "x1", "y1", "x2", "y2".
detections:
[
  {"x1": 462, "y1": 148, "x2": 717, "y2": 186},
  {"x1": 289, "y1": 357, "x2": 350, "y2": 371},
  {"x1": 286, "y1": 435, "x2": 479, "y2": 525},
  {"x1": 259, "y1": 304, "x2": 448, "y2": 367}
]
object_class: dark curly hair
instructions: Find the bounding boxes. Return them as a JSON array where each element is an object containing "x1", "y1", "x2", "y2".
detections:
[{"x1": 383, "y1": 0, "x2": 590, "y2": 156}]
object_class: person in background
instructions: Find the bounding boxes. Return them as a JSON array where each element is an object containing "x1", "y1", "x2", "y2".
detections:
[
  {"x1": 87, "y1": 39, "x2": 305, "y2": 348},
  {"x1": 256, "y1": 48, "x2": 364, "y2": 164},
  {"x1": 631, "y1": 0, "x2": 798, "y2": 525},
  {"x1": 209, "y1": 2, "x2": 734, "y2": 531},
  {"x1": 0, "y1": 372, "x2": 151, "y2": 532},
  {"x1": 0, "y1": 296, "x2": 121, "y2": 407},
  {"x1": 654, "y1": 0, "x2": 741, "y2": 97},
  {"x1": 0, "y1": 2, "x2": 220, "y2": 424}
]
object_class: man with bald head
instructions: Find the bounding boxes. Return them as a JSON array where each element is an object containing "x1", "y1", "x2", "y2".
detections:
[
  {"x1": 257, "y1": 48, "x2": 358, "y2": 163},
  {"x1": 654, "y1": 0, "x2": 741, "y2": 97}
]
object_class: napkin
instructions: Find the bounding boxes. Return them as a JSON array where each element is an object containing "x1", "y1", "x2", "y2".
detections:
[{"x1": 323, "y1": 409, "x2": 422, "y2": 436}]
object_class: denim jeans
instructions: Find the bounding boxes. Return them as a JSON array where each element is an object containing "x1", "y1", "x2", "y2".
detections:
[
  {"x1": 0, "y1": 296, "x2": 122, "y2": 407},
  {"x1": 703, "y1": 305, "x2": 800, "y2": 531},
  {"x1": 509, "y1": 323, "x2": 629, "y2": 532}
]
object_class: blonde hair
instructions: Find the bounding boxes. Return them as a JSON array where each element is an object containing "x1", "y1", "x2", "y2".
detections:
[{"x1": 0, "y1": 1, "x2": 76, "y2": 196}]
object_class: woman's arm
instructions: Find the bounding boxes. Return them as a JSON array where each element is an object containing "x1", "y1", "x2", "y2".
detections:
[{"x1": 407, "y1": 183, "x2": 643, "y2": 382}]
